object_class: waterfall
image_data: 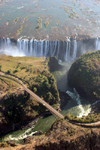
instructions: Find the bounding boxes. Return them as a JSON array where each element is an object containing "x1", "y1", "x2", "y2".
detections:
[
  {"x1": 95, "y1": 37, "x2": 100, "y2": 50},
  {"x1": 0, "y1": 37, "x2": 100, "y2": 60},
  {"x1": 72, "y1": 40, "x2": 77, "y2": 59},
  {"x1": 2, "y1": 38, "x2": 6, "y2": 49},
  {"x1": 66, "y1": 88, "x2": 91, "y2": 117},
  {"x1": 52, "y1": 40, "x2": 57, "y2": 56},
  {"x1": 56, "y1": 41, "x2": 60, "y2": 59},
  {"x1": 44, "y1": 40, "x2": 48, "y2": 57},
  {"x1": 30, "y1": 39, "x2": 33, "y2": 55},
  {"x1": 40, "y1": 40, "x2": 44, "y2": 57},
  {"x1": 33, "y1": 39, "x2": 37, "y2": 57},
  {"x1": 7, "y1": 38, "x2": 11, "y2": 48},
  {"x1": 65, "y1": 41, "x2": 71, "y2": 61}
]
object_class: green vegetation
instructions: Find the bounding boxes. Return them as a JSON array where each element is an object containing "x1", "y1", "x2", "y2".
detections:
[
  {"x1": 14, "y1": 17, "x2": 19, "y2": 23},
  {"x1": 64, "y1": 7, "x2": 69, "y2": 13},
  {"x1": 69, "y1": 11, "x2": 79, "y2": 19},
  {"x1": 0, "y1": 55, "x2": 60, "y2": 130},
  {"x1": 17, "y1": 25, "x2": 23, "y2": 36},
  {"x1": 2, "y1": 92, "x2": 29, "y2": 125},
  {"x1": 68, "y1": 50, "x2": 100, "y2": 101},
  {"x1": 82, "y1": 10, "x2": 95, "y2": 16},
  {"x1": 44, "y1": 20, "x2": 49, "y2": 28},
  {"x1": 30, "y1": 71, "x2": 60, "y2": 106},
  {"x1": 65, "y1": 113, "x2": 100, "y2": 123},
  {"x1": 36, "y1": 17, "x2": 42, "y2": 30}
]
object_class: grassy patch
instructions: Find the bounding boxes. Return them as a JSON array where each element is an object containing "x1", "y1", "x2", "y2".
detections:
[{"x1": 0, "y1": 76, "x2": 20, "y2": 92}]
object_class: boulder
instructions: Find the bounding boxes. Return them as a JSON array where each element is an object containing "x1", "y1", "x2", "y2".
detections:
[
  {"x1": 33, "y1": 130, "x2": 43, "y2": 136},
  {"x1": 23, "y1": 136, "x2": 34, "y2": 144},
  {"x1": 23, "y1": 131, "x2": 43, "y2": 144},
  {"x1": 68, "y1": 50, "x2": 100, "y2": 102},
  {"x1": 48, "y1": 56, "x2": 63, "y2": 72}
]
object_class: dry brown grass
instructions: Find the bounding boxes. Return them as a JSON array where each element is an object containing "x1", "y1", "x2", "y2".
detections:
[
  {"x1": 0, "y1": 55, "x2": 47, "y2": 88},
  {"x1": 0, "y1": 77, "x2": 20, "y2": 93}
]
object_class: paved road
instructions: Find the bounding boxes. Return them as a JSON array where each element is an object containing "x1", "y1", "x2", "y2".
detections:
[{"x1": 0, "y1": 72, "x2": 64, "y2": 119}]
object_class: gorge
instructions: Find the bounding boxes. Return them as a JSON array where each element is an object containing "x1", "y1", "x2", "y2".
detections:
[
  {"x1": 0, "y1": 0, "x2": 100, "y2": 148},
  {"x1": 0, "y1": 37, "x2": 99, "y2": 144}
]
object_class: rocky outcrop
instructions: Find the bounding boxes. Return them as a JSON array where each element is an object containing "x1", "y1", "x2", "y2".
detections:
[
  {"x1": 68, "y1": 50, "x2": 100, "y2": 102},
  {"x1": 23, "y1": 136, "x2": 35, "y2": 144},
  {"x1": 48, "y1": 56, "x2": 64, "y2": 72},
  {"x1": 59, "y1": 90, "x2": 71, "y2": 109}
]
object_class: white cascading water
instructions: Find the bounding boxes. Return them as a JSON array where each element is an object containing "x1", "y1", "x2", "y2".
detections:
[
  {"x1": 44, "y1": 40, "x2": 47, "y2": 57},
  {"x1": 5, "y1": 126, "x2": 37, "y2": 141},
  {"x1": 30, "y1": 39, "x2": 33, "y2": 55},
  {"x1": 53, "y1": 40, "x2": 57, "y2": 56},
  {"x1": 7, "y1": 38, "x2": 11, "y2": 48},
  {"x1": 72, "y1": 40, "x2": 77, "y2": 59},
  {"x1": 37, "y1": 40, "x2": 41, "y2": 57},
  {"x1": 65, "y1": 41, "x2": 69, "y2": 61},
  {"x1": 0, "y1": 37, "x2": 100, "y2": 60},
  {"x1": 66, "y1": 88, "x2": 91, "y2": 117},
  {"x1": 95, "y1": 37, "x2": 100, "y2": 50},
  {"x1": 0, "y1": 38, "x2": 25, "y2": 56},
  {"x1": 4, "y1": 38, "x2": 7, "y2": 49},
  {"x1": 38, "y1": 40, "x2": 43, "y2": 57},
  {"x1": 33, "y1": 39, "x2": 37, "y2": 57},
  {"x1": 56, "y1": 41, "x2": 60, "y2": 58},
  {"x1": 49, "y1": 41, "x2": 52, "y2": 56},
  {"x1": 65, "y1": 38, "x2": 71, "y2": 61},
  {"x1": 40, "y1": 40, "x2": 44, "y2": 57}
]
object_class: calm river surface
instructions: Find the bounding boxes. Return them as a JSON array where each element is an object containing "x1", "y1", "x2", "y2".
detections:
[{"x1": 0, "y1": 0, "x2": 100, "y2": 39}]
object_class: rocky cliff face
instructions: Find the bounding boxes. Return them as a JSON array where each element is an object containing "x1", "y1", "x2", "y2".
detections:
[{"x1": 68, "y1": 50, "x2": 100, "y2": 102}]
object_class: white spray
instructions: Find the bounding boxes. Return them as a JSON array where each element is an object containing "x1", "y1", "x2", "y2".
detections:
[{"x1": 66, "y1": 88, "x2": 91, "y2": 117}]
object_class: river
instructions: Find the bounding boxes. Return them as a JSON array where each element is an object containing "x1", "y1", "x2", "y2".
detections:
[
  {"x1": 0, "y1": 0, "x2": 100, "y2": 39},
  {"x1": 0, "y1": 0, "x2": 100, "y2": 143},
  {"x1": 0, "y1": 61, "x2": 91, "y2": 143}
]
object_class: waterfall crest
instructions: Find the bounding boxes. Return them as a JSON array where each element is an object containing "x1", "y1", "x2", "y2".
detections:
[{"x1": 0, "y1": 38, "x2": 100, "y2": 60}]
